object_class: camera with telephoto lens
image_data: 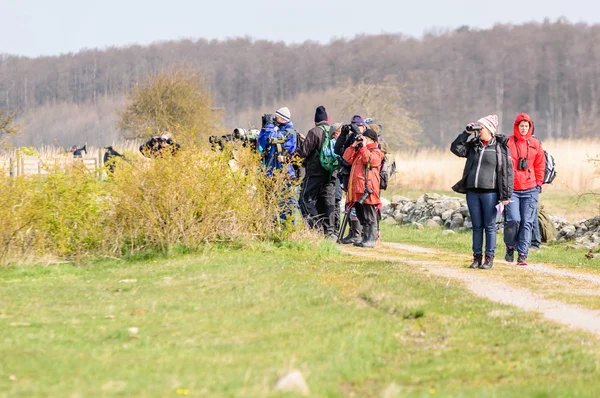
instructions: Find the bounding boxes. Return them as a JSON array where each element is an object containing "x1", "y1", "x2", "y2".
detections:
[
  {"x1": 358, "y1": 187, "x2": 373, "y2": 204},
  {"x1": 233, "y1": 128, "x2": 259, "y2": 142},
  {"x1": 518, "y1": 158, "x2": 528, "y2": 170}
]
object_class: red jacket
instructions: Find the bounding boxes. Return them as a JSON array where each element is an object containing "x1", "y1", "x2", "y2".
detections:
[
  {"x1": 507, "y1": 113, "x2": 546, "y2": 191},
  {"x1": 343, "y1": 144, "x2": 384, "y2": 205}
]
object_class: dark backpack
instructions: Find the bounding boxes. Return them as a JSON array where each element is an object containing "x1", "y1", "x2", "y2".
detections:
[{"x1": 543, "y1": 150, "x2": 557, "y2": 184}]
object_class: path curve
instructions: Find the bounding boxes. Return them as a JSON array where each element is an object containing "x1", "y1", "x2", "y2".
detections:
[{"x1": 340, "y1": 244, "x2": 600, "y2": 338}]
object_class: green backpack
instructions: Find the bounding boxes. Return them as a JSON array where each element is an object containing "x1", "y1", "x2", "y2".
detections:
[{"x1": 318, "y1": 125, "x2": 339, "y2": 174}]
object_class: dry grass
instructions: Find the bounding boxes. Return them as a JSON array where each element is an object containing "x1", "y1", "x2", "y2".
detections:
[{"x1": 389, "y1": 139, "x2": 600, "y2": 194}]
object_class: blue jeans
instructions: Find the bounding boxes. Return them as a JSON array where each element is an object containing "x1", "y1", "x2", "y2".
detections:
[
  {"x1": 531, "y1": 207, "x2": 541, "y2": 248},
  {"x1": 505, "y1": 188, "x2": 539, "y2": 256},
  {"x1": 466, "y1": 190, "x2": 498, "y2": 255}
]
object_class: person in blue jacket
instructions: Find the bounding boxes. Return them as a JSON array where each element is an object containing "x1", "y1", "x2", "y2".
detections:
[
  {"x1": 257, "y1": 107, "x2": 298, "y2": 220},
  {"x1": 258, "y1": 107, "x2": 297, "y2": 178}
]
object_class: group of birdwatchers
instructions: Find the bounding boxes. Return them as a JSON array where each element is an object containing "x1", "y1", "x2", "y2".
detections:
[
  {"x1": 230, "y1": 105, "x2": 550, "y2": 268},
  {"x1": 89, "y1": 105, "x2": 551, "y2": 269},
  {"x1": 256, "y1": 105, "x2": 390, "y2": 249}
]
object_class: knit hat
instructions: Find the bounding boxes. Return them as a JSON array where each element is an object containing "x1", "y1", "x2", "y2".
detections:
[
  {"x1": 363, "y1": 129, "x2": 378, "y2": 142},
  {"x1": 330, "y1": 122, "x2": 343, "y2": 136},
  {"x1": 314, "y1": 106, "x2": 328, "y2": 123},
  {"x1": 351, "y1": 115, "x2": 366, "y2": 126},
  {"x1": 477, "y1": 114, "x2": 499, "y2": 135},
  {"x1": 275, "y1": 107, "x2": 291, "y2": 122}
]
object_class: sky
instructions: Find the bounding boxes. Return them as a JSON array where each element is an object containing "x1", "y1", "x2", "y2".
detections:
[{"x1": 0, "y1": 0, "x2": 597, "y2": 57}]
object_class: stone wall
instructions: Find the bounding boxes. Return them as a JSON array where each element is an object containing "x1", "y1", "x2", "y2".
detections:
[{"x1": 381, "y1": 194, "x2": 600, "y2": 249}]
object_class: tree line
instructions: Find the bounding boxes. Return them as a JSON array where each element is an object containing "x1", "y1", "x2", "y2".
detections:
[{"x1": 1, "y1": 18, "x2": 599, "y2": 147}]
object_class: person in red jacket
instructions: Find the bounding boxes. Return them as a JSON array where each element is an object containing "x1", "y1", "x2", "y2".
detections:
[
  {"x1": 505, "y1": 113, "x2": 546, "y2": 265},
  {"x1": 343, "y1": 129, "x2": 384, "y2": 248}
]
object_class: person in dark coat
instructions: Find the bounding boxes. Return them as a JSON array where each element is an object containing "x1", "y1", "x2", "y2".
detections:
[
  {"x1": 451, "y1": 114, "x2": 514, "y2": 269},
  {"x1": 296, "y1": 106, "x2": 336, "y2": 237}
]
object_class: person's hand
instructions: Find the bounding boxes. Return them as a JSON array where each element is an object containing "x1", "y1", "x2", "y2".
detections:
[
  {"x1": 501, "y1": 200, "x2": 510, "y2": 205},
  {"x1": 277, "y1": 155, "x2": 284, "y2": 162},
  {"x1": 536, "y1": 184, "x2": 543, "y2": 194}
]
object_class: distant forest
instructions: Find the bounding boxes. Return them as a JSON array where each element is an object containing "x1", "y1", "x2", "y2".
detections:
[{"x1": 1, "y1": 19, "x2": 599, "y2": 148}]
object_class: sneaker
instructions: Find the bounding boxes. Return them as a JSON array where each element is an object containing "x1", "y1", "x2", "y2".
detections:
[
  {"x1": 505, "y1": 247, "x2": 515, "y2": 262},
  {"x1": 517, "y1": 254, "x2": 528, "y2": 266}
]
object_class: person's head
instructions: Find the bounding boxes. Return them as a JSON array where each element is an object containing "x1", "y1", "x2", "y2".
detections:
[
  {"x1": 351, "y1": 115, "x2": 367, "y2": 133},
  {"x1": 330, "y1": 122, "x2": 343, "y2": 139},
  {"x1": 275, "y1": 107, "x2": 291, "y2": 125},
  {"x1": 314, "y1": 105, "x2": 328, "y2": 125},
  {"x1": 513, "y1": 113, "x2": 534, "y2": 138},
  {"x1": 363, "y1": 129, "x2": 378, "y2": 145},
  {"x1": 518, "y1": 120, "x2": 530, "y2": 136},
  {"x1": 476, "y1": 114, "x2": 499, "y2": 141}
]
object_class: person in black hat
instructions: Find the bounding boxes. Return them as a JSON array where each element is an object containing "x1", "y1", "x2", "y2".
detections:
[{"x1": 296, "y1": 105, "x2": 337, "y2": 238}]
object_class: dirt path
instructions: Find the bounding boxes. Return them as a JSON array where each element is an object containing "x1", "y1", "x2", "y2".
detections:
[{"x1": 340, "y1": 243, "x2": 600, "y2": 338}]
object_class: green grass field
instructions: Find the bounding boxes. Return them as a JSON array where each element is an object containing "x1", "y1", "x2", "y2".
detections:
[{"x1": 2, "y1": 242, "x2": 600, "y2": 397}]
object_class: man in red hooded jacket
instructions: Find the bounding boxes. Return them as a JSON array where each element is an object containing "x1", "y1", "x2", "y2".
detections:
[{"x1": 504, "y1": 113, "x2": 546, "y2": 265}]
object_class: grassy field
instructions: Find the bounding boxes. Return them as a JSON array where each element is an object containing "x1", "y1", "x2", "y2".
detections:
[
  {"x1": 2, "y1": 242, "x2": 600, "y2": 397},
  {"x1": 389, "y1": 139, "x2": 600, "y2": 195}
]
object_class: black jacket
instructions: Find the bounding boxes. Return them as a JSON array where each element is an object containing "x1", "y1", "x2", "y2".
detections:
[
  {"x1": 297, "y1": 122, "x2": 329, "y2": 178},
  {"x1": 451, "y1": 132, "x2": 514, "y2": 201}
]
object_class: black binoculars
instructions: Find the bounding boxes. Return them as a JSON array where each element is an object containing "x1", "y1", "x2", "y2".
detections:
[
  {"x1": 466, "y1": 123, "x2": 482, "y2": 132},
  {"x1": 518, "y1": 158, "x2": 528, "y2": 170}
]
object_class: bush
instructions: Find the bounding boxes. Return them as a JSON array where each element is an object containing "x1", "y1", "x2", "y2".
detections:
[{"x1": 0, "y1": 146, "x2": 302, "y2": 265}]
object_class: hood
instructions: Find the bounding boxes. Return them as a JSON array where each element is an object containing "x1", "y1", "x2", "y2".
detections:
[{"x1": 513, "y1": 113, "x2": 534, "y2": 140}]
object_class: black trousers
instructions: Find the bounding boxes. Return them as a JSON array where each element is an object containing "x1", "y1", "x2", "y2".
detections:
[
  {"x1": 334, "y1": 178, "x2": 342, "y2": 232},
  {"x1": 299, "y1": 174, "x2": 336, "y2": 235},
  {"x1": 355, "y1": 203, "x2": 378, "y2": 227}
]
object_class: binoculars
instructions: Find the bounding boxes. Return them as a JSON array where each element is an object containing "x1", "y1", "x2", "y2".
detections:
[{"x1": 518, "y1": 158, "x2": 528, "y2": 170}]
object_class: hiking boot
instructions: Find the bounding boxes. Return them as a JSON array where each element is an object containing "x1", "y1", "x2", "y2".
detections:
[
  {"x1": 342, "y1": 220, "x2": 362, "y2": 244},
  {"x1": 355, "y1": 225, "x2": 377, "y2": 248},
  {"x1": 480, "y1": 254, "x2": 494, "y2": 269},
  {"x1": 517, "y1": 253, "x2": 528, "y2": 266},
  {"x1": 469, "y1": 254, "x2": 483, "y2": 269},
  {"x1": 505, "y1": 247, "x2": 515, "y2": 263}
]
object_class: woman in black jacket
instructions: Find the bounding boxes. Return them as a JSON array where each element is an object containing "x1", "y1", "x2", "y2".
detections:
[{"x1": 451, "y1": 114, "x2": 514, "y2": 269}]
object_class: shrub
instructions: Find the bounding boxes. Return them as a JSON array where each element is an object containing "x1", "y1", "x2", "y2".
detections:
[{"x1": 0, "y1": 145, "x2": 302, "y2": 264}]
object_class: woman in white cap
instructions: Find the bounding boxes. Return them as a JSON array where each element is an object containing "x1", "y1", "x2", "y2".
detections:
[{"x1": 450, "y1": 114, "x2": 514, "y2": 269}]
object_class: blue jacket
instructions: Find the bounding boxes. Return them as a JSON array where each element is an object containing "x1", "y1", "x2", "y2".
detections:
[{"x1": 258, "y1": 121, "x2": 297, "y2": 177}]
